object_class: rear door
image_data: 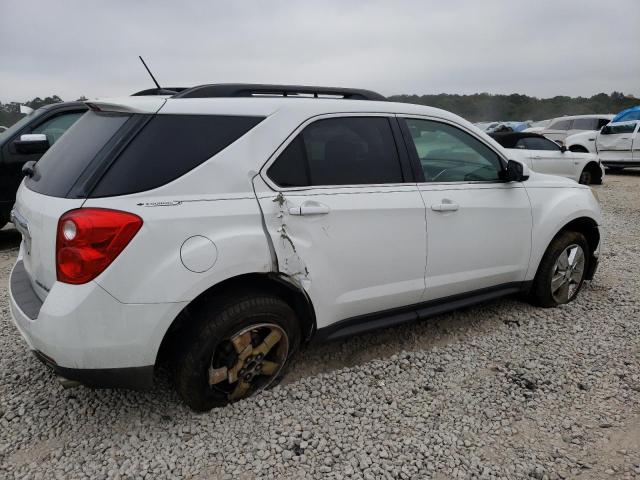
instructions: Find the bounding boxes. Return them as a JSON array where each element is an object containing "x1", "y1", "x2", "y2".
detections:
[
  {"x1": 257, "y1": 114, "x2": 426, "y2": 328},
  {"x1": 597, "y1": 121, "x2": 638, "y2": 164},
  {"x1": 399, "y1": 116, "x2": 532, "y2": 300},
  {"x1": 515, "y1": 136, "x2": 578, "y2": 179}
]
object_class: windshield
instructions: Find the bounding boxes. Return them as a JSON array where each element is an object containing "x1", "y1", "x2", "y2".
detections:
[{"x1": 0, "y1": 108, "x2": 43, "y2": 141}]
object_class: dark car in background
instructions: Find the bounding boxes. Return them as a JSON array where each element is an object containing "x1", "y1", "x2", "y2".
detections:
[
  {"x1": 0, "y1": 88, "x2": 186, "y2": 229},
  {"x1": 0, "y1": 102, "x2": 88, "y2": 228}
]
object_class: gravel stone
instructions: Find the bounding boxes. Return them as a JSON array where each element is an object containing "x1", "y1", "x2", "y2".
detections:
[{"x1": 1, "y1": 172, "x2": 639, "y2": 479}]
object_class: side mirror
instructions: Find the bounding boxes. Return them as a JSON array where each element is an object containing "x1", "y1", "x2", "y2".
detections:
[
  {"x1": 560, "y1": 145, "x2": 567, "y2": 153},
  {"x1": 13, "y1": 133, "x2": 49, "y2": 154},
  {"x1": 502, "y1": 159, "x2": 530, "y2": 182}
]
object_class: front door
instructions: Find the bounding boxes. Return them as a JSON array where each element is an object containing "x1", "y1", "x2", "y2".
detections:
[
  {"x1": 399, "y1": 116, "x2": 532, "y2": 301},
  {"x1": 597, "y1": 121, "x2": 638, "y2": 164},
  {"x1": 256, "y1": 115, "x2": 427, "y2": 329}
]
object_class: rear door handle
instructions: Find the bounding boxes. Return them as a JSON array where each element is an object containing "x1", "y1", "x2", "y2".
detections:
[
  {"x1": 431, "y1": 201, "x2": 459, "y2": 212},
  {"x1": 289, "y1": 201, "x2": 330, "y2": 216}
]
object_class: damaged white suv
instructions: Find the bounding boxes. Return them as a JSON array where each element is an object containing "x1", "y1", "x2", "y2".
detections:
[{"x1": 9, "y1": 84, "x2": 602, "y2": 410}]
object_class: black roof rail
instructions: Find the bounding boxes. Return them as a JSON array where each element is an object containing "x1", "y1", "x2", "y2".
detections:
[
  {"x1": 172, "y1": 83, "x2": 386, "y2": 101},
  {"x1": 132, "y1": 87, "x2": 188, "y2": 96}
]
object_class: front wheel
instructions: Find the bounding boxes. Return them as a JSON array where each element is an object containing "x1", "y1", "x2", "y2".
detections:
[
  {"x1": 578, "y1": 168, "x2": 592, "y2": 185},
  {"x1": 529, "y1": 231, "x2": 589, "y2": 307},
  {"x1": 175, "y1": 294, "x2": 300, "y2": 411}
]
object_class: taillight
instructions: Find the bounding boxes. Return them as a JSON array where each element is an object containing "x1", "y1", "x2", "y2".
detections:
[{"x1": 56, "y1": 208, "x2": 142, "y2": 284}]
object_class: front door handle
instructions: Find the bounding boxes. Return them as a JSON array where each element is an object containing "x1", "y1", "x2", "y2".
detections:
[
  {"x1": 289, "y1": 201, "x2": 330, "y2": 216},
  {"x1": 431, "y1": 200, "x2": 459, "y2": 212}
]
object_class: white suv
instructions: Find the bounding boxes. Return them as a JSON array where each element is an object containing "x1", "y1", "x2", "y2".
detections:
[{"x1": 8, "y1": 84, "x2": 602, "y2": 410}]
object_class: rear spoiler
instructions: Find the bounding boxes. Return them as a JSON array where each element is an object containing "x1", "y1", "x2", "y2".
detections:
[{"x1": 84, "y1": 97, "x2": 166, "y2": 114}]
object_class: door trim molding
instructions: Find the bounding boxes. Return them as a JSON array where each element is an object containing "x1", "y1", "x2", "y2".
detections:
[{"x1": 313, "y1": 281, "x2": 531, "y2": 343}]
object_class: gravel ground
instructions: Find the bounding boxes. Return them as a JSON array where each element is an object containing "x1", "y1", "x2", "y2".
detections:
[{"x1": 1, "y1": 172, "x2": 639, "y2": 480}]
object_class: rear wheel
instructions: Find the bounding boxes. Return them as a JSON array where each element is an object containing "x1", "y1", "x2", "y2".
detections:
[
  {"x1": 529, "y1": 231, "x2": 589, "y2": 307},
  {"x1": 175, "y1": 294, "x2": 300, "y2": 411}
]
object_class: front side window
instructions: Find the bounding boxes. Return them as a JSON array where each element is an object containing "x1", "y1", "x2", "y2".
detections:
[
  {"x1": 549, "y1": 119, "x2": 571, "y2": 130},
  {"x1": 601, "y1": 121, "x2": 638, "y2": 135},
  {"x1": 32, "y1": 111, "x2": 85, "y2": 145},
  {"x1": 571, "y1": 118, "x2": 597, "y2": 130},
  {"x1": 515, "y1": 137, "x2": 561, "y2": 151},
  {"x1": 403, "y1": 118, "x2": 502, "y2": 182},
  {"x1": 267, "y1": 117, "x2": 403, "y2": 187}
]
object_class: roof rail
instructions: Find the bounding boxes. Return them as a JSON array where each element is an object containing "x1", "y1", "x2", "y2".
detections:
[
  {"x1": 172, "y1": 83, "x2": 386, "y2": 101},
  {"x1": 132, "y1": 87, "x2": 188, "y2": 96}
]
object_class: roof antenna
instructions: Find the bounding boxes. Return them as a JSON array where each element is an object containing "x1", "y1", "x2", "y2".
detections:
[{"x1": 138, "y1": 56, "x2": 176, "y2": 95}]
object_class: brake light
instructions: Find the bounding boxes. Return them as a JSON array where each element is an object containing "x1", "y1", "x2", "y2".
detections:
[{"x1": 56, "y1": 208, "x2": 142, "y2": 284}]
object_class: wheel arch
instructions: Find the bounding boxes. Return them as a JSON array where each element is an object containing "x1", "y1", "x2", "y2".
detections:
[
  {"x1": 155, "y1": 272, "x2": 317, "y2": 366},
  {"x1": 530, "y1": 215, "x2": 600, "y2": 285},
  {"x1": 581, "y1": 160, "x2": 603, "y2": 184}
]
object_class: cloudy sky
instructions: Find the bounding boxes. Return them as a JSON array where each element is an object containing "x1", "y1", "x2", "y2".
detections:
[{"x1": 1, "y1": 0, "x2": 638, "y2": 103}]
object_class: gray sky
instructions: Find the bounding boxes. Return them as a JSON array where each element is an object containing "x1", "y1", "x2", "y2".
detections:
[{"x1": 1, "y1": 0, "x2": 638, "y2": 103}]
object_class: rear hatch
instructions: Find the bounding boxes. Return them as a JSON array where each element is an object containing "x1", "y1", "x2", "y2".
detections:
[{"x1": 13, "y1": 98, "x2": 166, "y2": 300}]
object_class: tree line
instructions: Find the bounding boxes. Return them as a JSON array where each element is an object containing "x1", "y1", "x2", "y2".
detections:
[
  {"x1": 1, "y1": 92, "x2": 638, "y2": 128},
  {"x1": 388, "y1": 91, "x2": 637, "y2": 122}
]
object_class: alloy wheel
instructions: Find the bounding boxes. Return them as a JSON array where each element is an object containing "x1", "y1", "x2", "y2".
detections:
[
  {"x1": 207, "y1": 323, "x2": 289, "y2": 401},
  {"x1": 550, "y1": 244, "x2": 585, "y2": 303}
]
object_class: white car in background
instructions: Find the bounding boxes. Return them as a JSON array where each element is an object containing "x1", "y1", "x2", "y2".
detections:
[
  {"x1": 541, "y1": 115, "x2": 613, "y2": 146},
  {"x1": 596, "y1": 119, "x2": 640, "y2": 171},
  {"x1": 523, "y1": 119, "x2": 551, "y2": 133},
  {"x1": 490, "y1": 132, "x2": 604, "y2": 184}
]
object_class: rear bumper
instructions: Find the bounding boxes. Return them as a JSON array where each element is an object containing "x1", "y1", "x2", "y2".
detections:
[
  {"x1": 9, "y1": 258, "x2": 187, "y2": 389},
  {"x1": 32, "y1": 350, "x2": 154, "y2": 390}
]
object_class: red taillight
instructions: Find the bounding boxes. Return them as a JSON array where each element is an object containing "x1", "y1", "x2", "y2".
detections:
[{"x1": 56, "y1": 208, "x2": 142, "y2": 284}]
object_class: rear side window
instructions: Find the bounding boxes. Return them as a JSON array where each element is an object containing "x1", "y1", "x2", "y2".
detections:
[
  {"x1": 515, "y1": 137, "x2": 560, "y2": 151},
  {"x1": 26, "y1": 111, "x2": 131, "y2": 197},
  {"x1": 267, "y1": 117, "x2": 403, "y2": 187},
  {"x1": 571, "y1": 118, "x2": 597, "y2": 130},
  {"x1": 91, "y1": 115, "x2": 263, "y2": 197}
]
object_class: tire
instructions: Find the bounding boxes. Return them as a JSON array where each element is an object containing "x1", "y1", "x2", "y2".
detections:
[
  {"x1": 578, "y1": 168, "x2": 592, "y2": 185},
  {"x1": 175, "y1": 293, "x2": 300, "y2": 411},
  {"x1": 529, "y1": 230, "x2": 589, "y2": 308}
]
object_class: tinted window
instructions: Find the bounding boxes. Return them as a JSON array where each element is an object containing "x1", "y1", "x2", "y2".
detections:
[
  {"x1": 549, "y1": 119, "x2": 571, "y2": 130},
  {"x1": 515, "y1": 137, "x2": 560, "y2": 151},
  {"x1": 597, "y1": 118, "x2": 611, "y2": 129},
  {"x1": 91, "y1": 115, "x2": 264, "y2": 197},
  {"x1": 571, "y1": 118, "x2": 597, "y2": 130},
  {"x1": 26, "y1": 111, "x2": 131, "y2": 197},
  {"x1": 32, "y1": 112, "x2": 84, "y2": 145},
  {"x1": 601, "y1": 122, "x2": 638, "y2": 135},
  {"x1": 268, "y1": 117, "x2": 403, "y2": 187},
  {"x1": 404, "y1": 119, "x2": 502, "y2": 182}
]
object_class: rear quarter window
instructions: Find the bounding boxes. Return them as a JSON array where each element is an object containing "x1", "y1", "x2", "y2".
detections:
[{"x1": 90, "y1": 115, "x2": 264, "y2": 197}]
